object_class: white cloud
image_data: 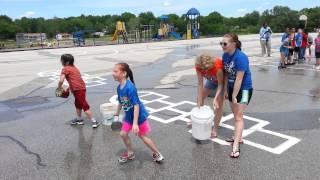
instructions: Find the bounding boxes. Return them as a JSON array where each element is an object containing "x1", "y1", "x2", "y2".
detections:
[
  {"x1": 20, "y1": 11, "x2": 36, "y2": 18},
  {"x1": 237, "y1": 8, "x2": 247, "y2": 13},
  {"x1": 163, "y1": 1, "x2": 171, "y2": 7}
]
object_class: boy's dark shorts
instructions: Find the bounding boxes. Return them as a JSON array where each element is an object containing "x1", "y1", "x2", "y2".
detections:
[{"x1": 73, "y1": 89, "x2": 90, "y2": 111}]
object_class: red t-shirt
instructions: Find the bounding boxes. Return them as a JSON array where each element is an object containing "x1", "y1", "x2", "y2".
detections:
[
  {"x1": 289, "y1": 33, "x2": 295, "y2": 48},
  {"x1": 61, "y1": 65, "x2": 86, "y2": 91},
  {"x1": 301, "y1": 32, "x2": 308, "y2": 48},
  {"x1": 195, "y1": 57, "x2": 224, "y2": 83}
]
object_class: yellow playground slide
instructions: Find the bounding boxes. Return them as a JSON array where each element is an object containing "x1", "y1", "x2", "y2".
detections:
[{"x1": 112, "y1": 30, "x2": 118, "y2": 41}]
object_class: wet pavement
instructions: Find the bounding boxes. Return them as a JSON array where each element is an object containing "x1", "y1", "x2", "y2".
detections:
[{"x1": 0, "y1": 34, "x2": 320, "y2": 179}]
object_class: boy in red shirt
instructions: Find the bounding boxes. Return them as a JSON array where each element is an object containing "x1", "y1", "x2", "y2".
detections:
[{"x1": 58, "y1": 54, "x2": 99, "y2": 128}]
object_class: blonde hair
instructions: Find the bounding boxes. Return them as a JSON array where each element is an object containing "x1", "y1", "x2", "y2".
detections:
[{"x1": 195, "y1": 54, "x2": 214, "y2": 70}]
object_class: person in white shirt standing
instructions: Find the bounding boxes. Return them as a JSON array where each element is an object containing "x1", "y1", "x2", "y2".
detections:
[{"x1": 259, "y1": 22, "x2": 273, "y2": 57}]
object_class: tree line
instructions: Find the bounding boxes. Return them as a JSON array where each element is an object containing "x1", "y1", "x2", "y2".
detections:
[{"x1": 0, "y1": 6, "x2": 319, "y2": 40}]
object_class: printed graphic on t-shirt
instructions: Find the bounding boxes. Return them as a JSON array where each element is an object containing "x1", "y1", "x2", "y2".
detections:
[
  {"x1": 224, "y1": 61, "x2": 236, "y2": 83},
  {"x1": 119, "y1": 96, "x2": 133, "y2": 111}
]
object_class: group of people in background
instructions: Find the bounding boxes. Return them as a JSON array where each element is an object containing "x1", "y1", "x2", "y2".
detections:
[
  {"x1": 259, "y1": 23, "x2": 320, "y2": 70},
  {"x1": 279, "y1": 27, "x2": 320, "y2": 69}
]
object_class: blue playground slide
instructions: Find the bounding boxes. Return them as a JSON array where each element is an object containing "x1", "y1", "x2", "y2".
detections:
[
  {"x1": 193, "y1": 29, "x2": 200, "y2": 39},
  {"x1": 169, "y1": 32, "x2": 182, "y2": 40}
]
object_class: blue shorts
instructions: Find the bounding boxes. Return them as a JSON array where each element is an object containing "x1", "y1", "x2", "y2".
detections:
[
  {"x1": 204, "y1": 80, "x2": 218, "y2": 90},
  {"x1": 280, "y1": 46, "x2": 288, "y2": 52},
  {"x1": 280, "y1": 46, "x2": 289, "y2": 57}
]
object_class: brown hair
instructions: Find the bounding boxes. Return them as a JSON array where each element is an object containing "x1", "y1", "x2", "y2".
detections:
[
  {"x1": 61, "y1": 54, "x2": 74, "y2": 66},
  {"x1": 116, "y1": 62, "x2": 135, "y2": 84},
  {"x1": 224, "y1": 33, "x2": 242, "y2": 51}
]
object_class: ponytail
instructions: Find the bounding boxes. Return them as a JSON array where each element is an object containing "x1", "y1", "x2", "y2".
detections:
[
  {"x1": 116, "y1": 62, "x2": 135, "y2": 85},
  {"x1": 127, "y1": 68, "x2": 135, "y2": 85},
  {"x1": 236, "y1": 40, "x2": 242, "y2": 51}
]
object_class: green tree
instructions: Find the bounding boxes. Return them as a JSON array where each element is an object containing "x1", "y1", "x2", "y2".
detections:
[
  {"x1": 139, "y1": 12, "x2": 156, "y2": 25},
  {"x1": 120, "y1": 12, "x2": 136, "y2": 22},
  {"x1": 0, "y1": 15, "x2": 17, "y2": 39}
]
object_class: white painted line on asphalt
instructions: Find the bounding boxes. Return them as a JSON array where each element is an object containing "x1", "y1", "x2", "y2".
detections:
[
  {"x1": 108, "y1": 90, "x2": 301, "y2": 154},
  {"x1": 38, "y1": 70, "x2": 108, "y2": 88},
  {"x1": 188, "y1": 129, "x2": 230, "y2": 146},
  {"x1": 256, "y1": 129, "x2": 301, "y2": 154}
]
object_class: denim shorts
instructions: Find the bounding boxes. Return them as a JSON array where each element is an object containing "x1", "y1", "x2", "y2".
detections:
[{"x1": 204, "y1": 80, "x2": 218, "y2": 90}]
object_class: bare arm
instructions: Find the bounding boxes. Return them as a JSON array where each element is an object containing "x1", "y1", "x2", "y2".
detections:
[
  {"x1": 132, "y1": 104, "x2": 140, "y2": 135},
  {"x1": 133, "y1": 104, "x2": 139, "y2": 125},
  {"x1": 232, "y1": 71, "x2": 244, "y2": 102},
  {"x1": 223, "y1": 71, "x2": 228, "y2": 98},
  {"x1": 58, "y1": 74, "x2": 65, "y2": 89},
  {"x1": 196, "y1": 71, "x2": 204, "y2": 107},
  {"x1": 115, "y1": 103, "x2": 122, "y2": 116},
  {"x1": 215, "y1": 69, "x2": 224, "y2": 97}
]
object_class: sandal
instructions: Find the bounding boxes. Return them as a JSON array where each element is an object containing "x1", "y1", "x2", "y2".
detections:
[
  {"x1": 230, "y1": 147, "x2": 240, "y2": 158},
  {"x1": 226, "y1": 138, "x2": 244, "y2": 144}
]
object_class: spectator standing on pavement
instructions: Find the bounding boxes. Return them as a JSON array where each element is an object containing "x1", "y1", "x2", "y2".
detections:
[
  {"x1": 314, "y1": 32, "x2": 320, "y2": 70},
  {"x1": 288, "y1": 28, "x2": 296, "y2": 65},
  {"x1": 296, "y1": 28, "x2": 308, "y2": 62},
  {"x1": 259, "y1": 22, "x2": 273, "y2": 57},
  {"x1": 306, "y1": 30, "x2": 313, "y2": 62},
  {"x1": 279, "y1": 28, "x2": 290, "y2": 69},
  {"x1": 291, "y1": 28, "x2": 299, "y2": 61},
  {"x1": 295, "y1": 29, "x2": 303, "y2": 61}
]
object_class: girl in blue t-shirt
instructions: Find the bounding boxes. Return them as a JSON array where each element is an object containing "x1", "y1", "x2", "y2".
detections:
[
  {"x1": 113, "y1": 63, "x2": 164, "y2": 164},
  {"x1": 220, "y1": 33, "x2": 253, "y2": 158}
]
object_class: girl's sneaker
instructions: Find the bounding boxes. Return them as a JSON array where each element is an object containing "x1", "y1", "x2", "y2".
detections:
[
  {"x1": 118, "y1": 152, "x2": 135, "y2": 164},
  {"x1": 92, "y1": 121, "x2": 100, "y2": 128},
  {"x1": 71, "y1": 118, "x2": 84, "y2": 125},
  {"x1": 152, "y1": 152, "x2": 164, "y2": 163}
]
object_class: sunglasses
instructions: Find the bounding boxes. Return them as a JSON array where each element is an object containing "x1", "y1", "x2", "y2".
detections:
[{"x1": 220, "y1": 42, "x2": 229, "y2": 47}]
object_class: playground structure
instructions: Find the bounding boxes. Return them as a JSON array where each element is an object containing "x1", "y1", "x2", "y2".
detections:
[
  {"x1": 186, "y1": 8, "x2": 200, "y2": 39},
  {"x1": 112, "y1": 21, "x2": 129, "y2": 43},
  {"x1": 16, "y1": 33, "x2": 47, "y2": 48},
  {"x1": 13, "y1": 8, "x2": 200, "y2": 49},
  {"x1": 157, "y1": 15, "x2": 182, "y2": 40},
  {"x1": 126, "y1": 24, "x2": 154, "y2": 43},
  {"x1": 72, "y1": 31, "x2": 85, "y2": 46}
]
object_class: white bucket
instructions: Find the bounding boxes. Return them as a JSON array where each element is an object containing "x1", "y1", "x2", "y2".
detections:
[
  {"x1": 100, "y1": 103, "x2": 118, "y2": 125},
  {"x1": 190, "y1": 106, "x2": 214, "y2": 140}
]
